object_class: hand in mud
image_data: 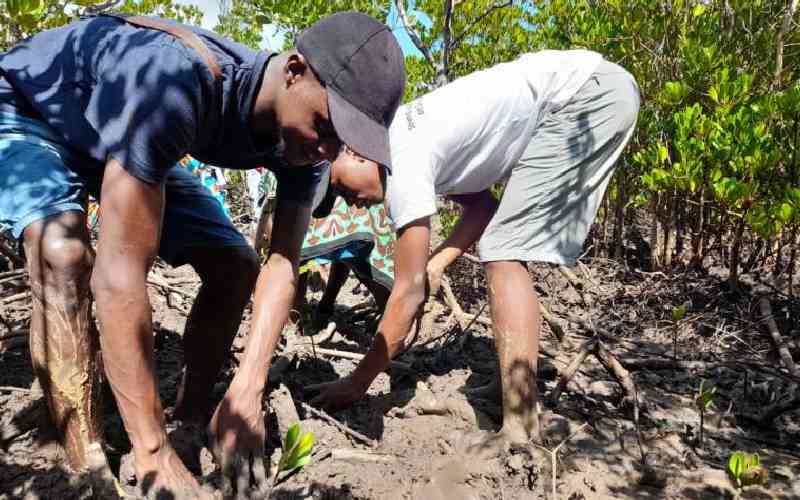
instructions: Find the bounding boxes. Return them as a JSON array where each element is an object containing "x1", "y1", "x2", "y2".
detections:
[
  {"x1": 307, "y1": 376, "x2": 367, "y2": 412},
  {"x1": 135, "y1": 442, "x2": 215, "y2": 500},
  {"x1": 207, "y1": 390, "x2": 269, "y2": 499},
  {"x1": 426, "y1": 264, "x2": 444, "y2": 296}
]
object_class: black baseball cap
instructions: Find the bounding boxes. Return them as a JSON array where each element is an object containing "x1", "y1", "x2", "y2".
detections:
[{"x1": 297, "y1": 11, "x2": 406, "y2": 169}]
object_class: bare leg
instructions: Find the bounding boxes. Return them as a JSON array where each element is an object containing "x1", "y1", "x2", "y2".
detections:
[
  {"x1": 485, "y1": 260, "x2": 542, "y2": 444},
  {"x1": 174, "y1": 246, "x2": 259, "y2": 422},
  {"x1": 317, "y1": 261, "x2": 350, "y2": 313},
  {"x1": 23, "y1": 211, "x2": 104, "y2": 470}
]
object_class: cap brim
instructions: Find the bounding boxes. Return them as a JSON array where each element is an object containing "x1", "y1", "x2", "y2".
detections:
[
  {"x1": 328, "y1": 87, "x2": 391, "y2": 170},
  {"x1": 311, "y1": 163, "x2": 338, "y2": 219}
]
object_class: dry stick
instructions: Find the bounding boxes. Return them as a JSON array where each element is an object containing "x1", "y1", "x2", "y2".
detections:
[
  {"x1": 532, "y1": 422, "x2": 589, "y2": 500},
  {"x1": 294, "y1": 346, "x2": 412, "y2": 372},
  {"x1": 0, "y1": 385, "x2": 37, "y2": 394},
  {"x1": 0, "y1": 269, "x2": 26, "y2": 280},
  {"x1": 1, "y1": 292, "x2": 29, "y2": 305},
  {"x1": 331, "y1": 448, "x2": 396, "y2": 464},
  {"x1": 299, "y1": 401, "x2": 376, "y2": 447},
  {"x1": 759, "y1": 297, "x2": 798, "y2": 376},
  {"x1": 540, "y1": 303, "x2": 566, "y2": 343},
  {"x1": 462, "y1": 252, "x2": 481, "y2": 264},
  {"x1": 558, "y1": 265, "x2": 584, "y2": 290},
  {"x1": 594, "y1": 341, "x2": 640, "y2": 410},
  {"x1": 549, "y1": 338, "x2": 596, "y2": 405}
]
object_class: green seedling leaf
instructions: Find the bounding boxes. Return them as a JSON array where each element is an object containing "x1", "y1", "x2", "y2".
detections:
[
  {"x1": 277, "y1": 424, "x2": 315, "y2": 480},
  {"x1": 672, "y1": 304, "x2": 687, "y2": 322},
  {"x1": 728, "y1": 452, "x2": 765, "y2": 488}
]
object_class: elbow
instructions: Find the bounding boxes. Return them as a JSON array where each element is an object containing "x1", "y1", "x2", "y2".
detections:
[{"x1": 90, "y1": 262, "x2": 146, "y2": 306}]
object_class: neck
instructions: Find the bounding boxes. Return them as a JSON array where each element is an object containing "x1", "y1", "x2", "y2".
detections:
[{"x1": 250, "y1": 52, "x2": 288, "y2": 145}]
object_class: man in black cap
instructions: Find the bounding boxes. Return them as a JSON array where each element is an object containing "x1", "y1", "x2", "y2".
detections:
[{"x1": 0, "y1": 11, "x2": 404, "y2": 498}]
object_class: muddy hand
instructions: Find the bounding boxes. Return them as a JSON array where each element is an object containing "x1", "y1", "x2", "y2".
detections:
[
  {"x1": 135, "y1": 441, "x2": 215, "y2": 500},
  {"x1": 307, "y1": 376, "x2": 367, "y2": 412},
  {"x1": 208, "y1": 390, "x2": 269, "y2": 499}
]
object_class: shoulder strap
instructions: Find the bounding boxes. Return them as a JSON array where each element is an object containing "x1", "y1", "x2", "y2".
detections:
[{"x1": 107, "y1": 14, "x2": 222, "y2": 82}]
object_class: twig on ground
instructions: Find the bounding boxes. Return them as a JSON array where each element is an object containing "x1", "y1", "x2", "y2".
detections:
[
  {"x1": 558, "y1": 265, "x2": 584, "y2": 290},
  {"x1": 0, "y1": 269, "x2": 26, "y2": 280},
  {"x1": 759, "y1": 297, "x2": 798, "y2": 375},
  {"x1": 549, "y1": 338, "x2": 596, "y2": 405},
  {"x1": 533, "y1": 422, "x2": 589, "y2": 500},
  {"x1": 331, "y1": 448, "x2": 396, "y2": 464},
  {"x1": 0, "y1": 385, "x2": 37, "y2": 394},
  {"x1": 1, "y1": 292, "x2": 29, "y2": 305},
  {"x1": 540, "y1": 303, "x2": 566, "y2": 343},
  {"x1": 293, "y1": 346, "x2": 412, "y2": 371},
  {"x1": 299, "y1": 401, "x2": 376, "y2": 447}
]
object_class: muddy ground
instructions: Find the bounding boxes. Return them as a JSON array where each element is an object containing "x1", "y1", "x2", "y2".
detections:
[{"x1": 2, "y1": 224, "x2": 800, "y2": 499}]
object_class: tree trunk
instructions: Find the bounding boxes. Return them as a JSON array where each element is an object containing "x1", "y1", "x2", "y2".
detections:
[
  {"x1": 729, "y1": 215, "x2": 747, "y2": 291},
  {"x1": 612, "y1": 173, "x2": 627, "y2": 260}
]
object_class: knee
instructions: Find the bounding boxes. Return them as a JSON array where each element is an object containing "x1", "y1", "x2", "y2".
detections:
[{"x1": 24, "y1": 215, "x2": 92, "y2": 280}]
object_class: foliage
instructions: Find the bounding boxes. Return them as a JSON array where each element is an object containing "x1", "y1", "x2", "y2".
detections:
[
  {"x1": 695, "y1": 379, "x2": 716, "y2": 413},
  {"x1": 728, "y1": 451, "x2": 767, "y2": 489},
  {"x1": 2, "y1": 0, "x2": 202, "y2": 49},
  {"x1": 276, "y1": 423, "x2": 315, "y2": 483}
]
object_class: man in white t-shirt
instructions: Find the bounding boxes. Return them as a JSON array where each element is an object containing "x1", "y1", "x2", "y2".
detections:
[{"x1": 307, "y1": 50, "x2": 640, "y2": 444}]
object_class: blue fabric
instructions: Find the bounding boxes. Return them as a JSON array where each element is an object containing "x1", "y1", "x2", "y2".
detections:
[
  {"x1": 0, "y1": 14, "x2": 322, "y2": 203},
  {"x1": 0, "y1": 112, "x2": 248, "y2": 266}
]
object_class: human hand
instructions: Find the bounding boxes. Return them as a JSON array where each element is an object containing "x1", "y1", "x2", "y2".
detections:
[
  {"x1": 207, "y1": 388, "x2": 269, "y2": 499},
  {"x1": 307, "y1": 376, "x2": 367, "y2": 413}
]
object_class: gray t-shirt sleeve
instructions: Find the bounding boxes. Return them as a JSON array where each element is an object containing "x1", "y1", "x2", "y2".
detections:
[{"x1": 86, "y1": 41, "x2": 201, "y2": 184}]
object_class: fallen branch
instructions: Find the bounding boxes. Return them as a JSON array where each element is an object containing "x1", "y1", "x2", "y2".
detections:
[
  {"x1": 0, "y1": 385, "x2": 37, "y2": 394},
  {"x1": 462, "y1": 252, "x2": 481, "y2": 264},
  {"x1": 759, "y1": 297, "x2": 797, "y2": 375},
  {"x1": 0, "y1": 269, "x2": 26, "y2": 280},
  {"x1": 548, "y1": 338, "x2": 644, "y2": 415},
  {"x1": 558, "y1": 265, "x2": 584, "y2": 290},
  {"x1": 540, "y1": 303, "x2": 566, "y2": 343},
  {"x1": 294, "y1": 346, "x2": 412, "y2": 372},
  {"x1": 1, "y1": 292, "x2": 29, "y2": 305},
  {"x1": 549, "y1": 338, "x2": 596, "y2": 405},
  {"x1": 299, "y1": 401, "x2": 376, "y2": 447},
  {"x1": 331, "y1": 448, "x2": 395, "y2": 464}
]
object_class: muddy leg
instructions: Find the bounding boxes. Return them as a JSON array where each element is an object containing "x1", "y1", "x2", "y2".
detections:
[
  {"x1": 174, "y1": 246, "x2": 259, "y2": 422},
  {"x1": 23, "y1": 211, "x2": 103, "y2": 470},
  {"x1": 485, "y1": 260, "x2": 542, "y2": 444}
]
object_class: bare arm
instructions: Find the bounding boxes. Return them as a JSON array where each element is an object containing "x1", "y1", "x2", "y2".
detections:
[
  {"x1": 350, "y1": 218, "x2": 431, "y2": 391},
  {"x1": 91, "y1": 158, "x2": 165, "y2": 456},
  {"x1": 427, "y1": 190, "x2": 498, "y2": 282}
]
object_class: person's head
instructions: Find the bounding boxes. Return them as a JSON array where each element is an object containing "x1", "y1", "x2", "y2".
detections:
[
  {"x1": 311, "y1": 147, "x2": 387, "y2": 217},
  {"x1": 258, "y1": 12, "x2": 406, "y2": 168}
]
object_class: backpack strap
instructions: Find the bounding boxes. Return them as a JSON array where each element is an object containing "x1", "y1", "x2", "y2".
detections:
[{"x1": 103, "y1": 14, "x2": 222, "y2": 82}]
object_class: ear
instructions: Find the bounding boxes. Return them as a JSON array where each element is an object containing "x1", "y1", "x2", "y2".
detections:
[{"x1": 284, "y1": 52, "x2": 310, "y2": 87}]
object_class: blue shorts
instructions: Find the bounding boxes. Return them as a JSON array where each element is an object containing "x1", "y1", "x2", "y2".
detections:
[{"x1": 0, "y1": 112, "x2": 249, "y2": 267}]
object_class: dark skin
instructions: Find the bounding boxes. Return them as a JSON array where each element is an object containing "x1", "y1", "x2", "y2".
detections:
[
  {"x1": 90, "y1": 52, "x2": 342, "y2": 498},
  {"x1": 308, "y1": 160, "x2": 543, "y2": 443}
]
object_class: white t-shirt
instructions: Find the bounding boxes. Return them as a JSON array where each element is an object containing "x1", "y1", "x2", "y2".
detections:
[{"x1": 386, "y1": 50, "x2": 603, "y2": 230}]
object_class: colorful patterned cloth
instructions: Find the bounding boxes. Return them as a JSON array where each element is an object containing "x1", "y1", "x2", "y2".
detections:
[{"x1": 256, "y1": 170, "x2": 396, "y2": 290}]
